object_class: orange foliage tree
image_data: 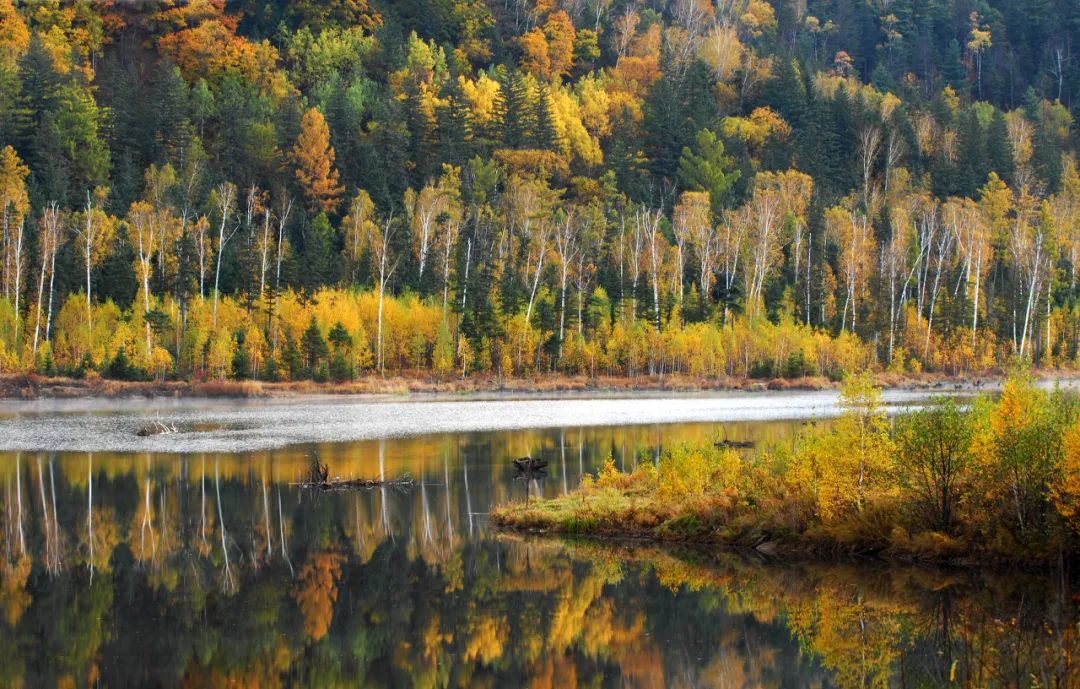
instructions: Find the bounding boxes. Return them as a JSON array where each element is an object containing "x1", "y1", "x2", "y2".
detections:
[{"x1": 291, "y1": 108, "x2": 344, "y2": 215}]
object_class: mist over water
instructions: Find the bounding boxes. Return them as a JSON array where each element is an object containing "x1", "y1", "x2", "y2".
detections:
[{"x1": 0, "y1": 388, "x2": 946, "y2": 452}]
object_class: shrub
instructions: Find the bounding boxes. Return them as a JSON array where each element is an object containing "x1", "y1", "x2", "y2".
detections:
[{"x1": 894, "y1": 398, "x2": 973, "y2": 534}]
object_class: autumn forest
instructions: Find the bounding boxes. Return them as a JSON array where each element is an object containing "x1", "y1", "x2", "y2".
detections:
[{"x1": 2, "y1": 0, "x2": 1080, "y2": 383}]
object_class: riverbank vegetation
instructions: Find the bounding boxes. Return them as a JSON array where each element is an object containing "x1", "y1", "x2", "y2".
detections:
[
  {"x1": 493, "y1": 373, "x2": 1080, "y2": 564},
  {"x1": 2, "y1": 3, "x2": 1080, "y2": 384}
]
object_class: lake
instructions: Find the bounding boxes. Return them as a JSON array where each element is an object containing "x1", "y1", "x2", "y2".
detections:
[{"x1": 0, "y1": 393, "x2": 1076, "y2": 687}]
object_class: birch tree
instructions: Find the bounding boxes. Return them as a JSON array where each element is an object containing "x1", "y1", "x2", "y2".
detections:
[
  {"x1": 72, "y1": 187, "x2": 115, "y2": 337},
  {"x1": 210, "y1": 182, "x2": 239, "y2": 327},
  {"x1": 638, "y1": 205, "x2": 666, "y2": 330},
  {"x1": 945, "y1": 197, "x2": 991, "y2": 346},
  {"x1": 369, "y1": 214, "x2": 398, "y2": 373},
  {"x1": 826, "y1": 203, "x2": 876, "y2": 333},
  {"x1": 673, "y1": 191, "x2": 710, "y2": 304},
  {"x1": 405, "y1": 185, "x2": 437, "y2": 284},
  {"x1": 742, "y1": 182, "x2": 784, "y2": 319},
  {"x1": 1010, "y1": 192, "x2": 1055, "y2": 358},
  {"x1": 342, "y1": 190, "x2": 377, "y2": 285},
  {"x1": 571, "y1": 204, "x2": 601, "y2": 335},
  {"x1": 128, "y1": 201, "x2": 162, "y2": 359},
  {"x1": 883, "y1": 196, "x2": 922, "y2": 362},
  {"x1": 718, "y1": 206, "x2": 748, "y2": 323},
  {"x1": 552, "y1": 207, "x2": 581, "y2": 356},
  {"x1": 624, "y1": 211, "x2": 647, "y2": 322},
  {"x1": 32, "y1": 203, "x2": 63, "y2": 356},
  {"x1": 434, "y1": 168, "x2": 463, "y2": 312}
]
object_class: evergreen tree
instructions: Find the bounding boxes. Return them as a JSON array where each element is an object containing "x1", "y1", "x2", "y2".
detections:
[
  {"x1": 150, "y1": 63, "x2": 194, "y2": 166},
  {"x1": 643, "y1": 74, "x2": 687, "y2": 182},
  {"x1": 404, "y1": 84, "x2": 439, "y2": 184},
  {"x1": 940, "y1": 39, "x2": 966, "y2": 94},
  {"x1": 232, "y1": 329, "x2": 251, "y2": 379},
  {"x1": 763, "y1": 59, "x2": 808, "y2": 131},
  {"x1": 300, "y1": 316, "x2": 329, "y2": 376},
  {"x1": 281, "y1": 333, "x2": 304, "y2": 380},
  {"x1": 985, "y1": 109, "x2": 1015, "y2": 185},
  {"x1": 678, "y1": 129, "x2": 740, "y2": 213},
  {"x1": 437, "y1": 75, "x2": 474, "y2": 166},
  {"x1": 300, "y1": 213, "x2": 339, "y2": 294},
  {"x1": 501, "y1": 71, "x2": 535, "y2": 149},
  {"x1": 957, "y1": 109, "x2": 989, "y2": 196},
  {"x1": 532, "y1": 83, "x2": 558, "y2": 150}
]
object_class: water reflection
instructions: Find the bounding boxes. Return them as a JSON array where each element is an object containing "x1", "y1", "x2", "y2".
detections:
[{"x1": 0, "y1": 422, "x2": 1076, "y2": 688}]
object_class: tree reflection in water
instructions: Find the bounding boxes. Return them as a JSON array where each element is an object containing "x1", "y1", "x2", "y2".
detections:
[{"x1": 0, "y1": 422, "x2": 1075, "y2": 688}]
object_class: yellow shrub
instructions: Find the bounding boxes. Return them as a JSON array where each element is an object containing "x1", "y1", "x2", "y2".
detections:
[{"x1": 1052, "y1": 421, "x2": 1080, "y2": 533}]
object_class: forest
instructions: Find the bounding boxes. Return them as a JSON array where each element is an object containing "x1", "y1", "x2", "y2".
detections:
[{"x1": 2, "y1": 0, "x2": 1080, "y2": 382}]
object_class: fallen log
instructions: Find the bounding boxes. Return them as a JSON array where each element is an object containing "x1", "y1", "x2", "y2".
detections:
[
  {"x1": 291, "y1": 474, "x2": 413, "y2": 491},
  {"x1": 713, "y1": 439, "x2": 755, "y2": 450}
]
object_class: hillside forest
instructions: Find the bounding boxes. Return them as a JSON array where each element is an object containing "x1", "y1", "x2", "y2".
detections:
[{"x1": 2, "y1": 0, "x2": 1080, "y2": 382}]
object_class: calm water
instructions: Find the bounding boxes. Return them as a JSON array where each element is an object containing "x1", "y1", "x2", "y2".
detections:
[{"x1": 0, "y1": 406, "x2": 1076, "y2": 688}]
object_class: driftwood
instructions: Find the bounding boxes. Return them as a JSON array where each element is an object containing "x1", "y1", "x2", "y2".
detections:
[
  {"x1": 136, "y1": 421, "x2": 178, "y2": 437},
  {"x1": 292, "y1": 475, "x2": 414, "y2": 491},
  {"x1": 714, "y1": 439, "x2": 755, "y2": 450},
  {"x1": 292, "y1": 454, "x2": 413, "y2": 491},
  {"x1": 512, "y1": 456, "x2": 549, "y2": 471}
]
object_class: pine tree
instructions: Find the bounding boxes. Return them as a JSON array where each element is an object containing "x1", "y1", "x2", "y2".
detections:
[
  {"x1": 501, "y1": 71, "x2": 536, "y2": 149},
  {"x1": 0, "y1": 65, "x2": 27, "y2": 149},
  {"x1": 798, "y1": 92, "x2": 841, "y2": 201},
  {"x1": 151, "y1": 64, "x2": 194, "y2": 165},
  {"x1": 532, "y1": 83, "x2": 558, "y2": 150},
  {"x1": 957, "y1": 109, "x2": 988, "y2": 196},
  {"x1": 437, "y1": 75, "x2": 473, "y2": 166},
  {"x1": 643, "y1": 74, "x2": 686, "y2": 182},
  {"x1": 763, "y1": 59, "x2": 807, "y2": 131},
  {"x1": 301, "y1": 213, "x2": 339, "y2": 294},
  {"x1": 300, "y1": 316, "x2": 329, "y2": 377},
  {"x1": 405, "y1": 84, "x2": 439, "y2": 185},
  {"x1": 940, "y1": 39, "x2": 967, "y2": 94},
  {"x1": 678, "y1": 129, "x2": 740, "y2": 213},
  {"x1": 985, "y1": 109, "x2": 1015, "y2": 185}
]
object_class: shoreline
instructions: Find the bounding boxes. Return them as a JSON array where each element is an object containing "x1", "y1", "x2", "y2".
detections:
[
  {"x1": 2, "y1": 369, "x2": 1076, "y2": 402},
  {"x1": 489, "y1": 503, "x2": 1073, "y2": 569},
  {"x1": 488, "y1": 521, "x2": 1044, "y2": 569}
]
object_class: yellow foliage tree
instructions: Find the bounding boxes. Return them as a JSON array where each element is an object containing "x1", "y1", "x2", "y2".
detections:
[
  {"x1": 1053, "y1": 421, "x2": 1080, "y2": 534},
  {"x1": 0, "y1": 0, "x2": 29, "y2": 72}
]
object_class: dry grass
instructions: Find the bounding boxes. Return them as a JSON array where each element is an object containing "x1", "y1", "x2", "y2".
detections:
[
  {"x1": 2, "y1": 371, "x2": 835, "y2": 400},
  {"x1": 4, "y1": 369, "x2": 1078, "y2": 401}
]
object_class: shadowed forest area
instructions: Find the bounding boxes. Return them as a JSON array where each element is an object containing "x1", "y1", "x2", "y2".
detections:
[{"x1": 2, "y1": 1, "x2": 1080, "y2": 385}]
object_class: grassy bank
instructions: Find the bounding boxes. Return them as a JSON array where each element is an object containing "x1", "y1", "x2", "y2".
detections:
[{"x1": 492, "y1": 374, "x2": 1080, "y2": 566}]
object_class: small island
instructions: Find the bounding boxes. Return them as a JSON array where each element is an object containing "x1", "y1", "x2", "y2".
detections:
[{"x1": 493, "y1": 373, "x2": 1080, "y2": 566}]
